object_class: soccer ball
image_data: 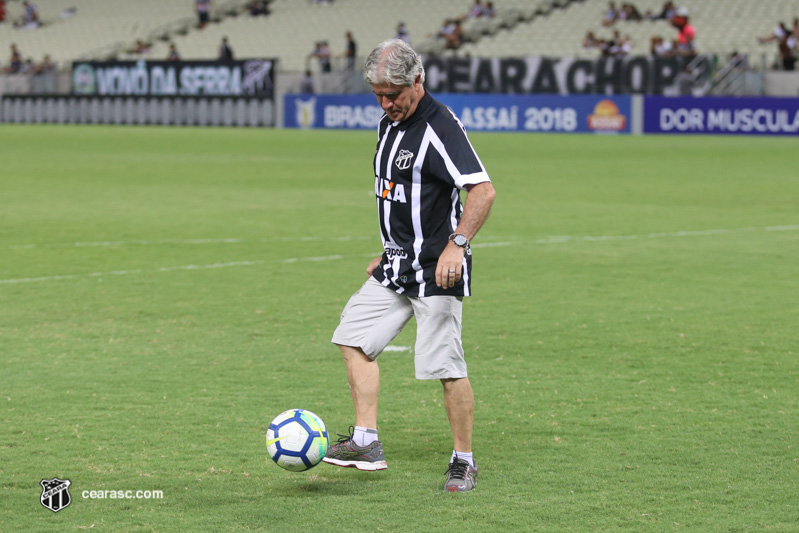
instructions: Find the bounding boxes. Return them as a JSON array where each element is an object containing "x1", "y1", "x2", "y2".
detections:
[{"x1": 266, "y1": 409, "x2": 329, "y2": 472}]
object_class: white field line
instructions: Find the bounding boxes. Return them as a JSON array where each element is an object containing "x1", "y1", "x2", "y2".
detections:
[
  {"x1": 0, "y1": 261, "x2": 263, "y2": 285},
  {"x1": 0, "y1": 255, "x2": 361, "y2": 285},
  {"x1": 383, "y1": 346, "x2": 412, "y2": 352},
  {"x1": 470, "y1": 225, "x2": 799, "y2": 248},
  {"x1": 8, "y1": 235, "x2": 373, "y2": 250},
  {"x1": 8, "y1": 225, "x2": 797, "y2": 251},
  {"x1": 2, "y1": 225, "x2": 797, "y2": 286}
]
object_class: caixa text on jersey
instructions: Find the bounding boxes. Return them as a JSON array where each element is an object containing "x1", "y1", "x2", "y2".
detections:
[{"x1": 375, "y1": 178, "x2": 407, "y2": 203}]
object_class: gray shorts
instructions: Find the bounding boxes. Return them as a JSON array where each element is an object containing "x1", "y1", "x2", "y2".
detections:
[{"x1": 331, "y1": 277, "x2": 466, "y2": 380}]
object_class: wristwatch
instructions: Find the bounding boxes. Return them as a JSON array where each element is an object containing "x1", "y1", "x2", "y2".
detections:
[{"x1": 449, "y1": 233, "x2": 469, "y2": 248}]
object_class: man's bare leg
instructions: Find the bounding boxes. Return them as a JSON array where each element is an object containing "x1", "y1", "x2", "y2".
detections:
[
  {"x1": 441, "y1": 377, "x2": 474, "y2": 453},
  {"x1": 323, "y1": 345, "x2": 387, "y2": 471},
  {"x1": 340, "y1": 345, "x2": 379, "y2": 429},
  {"x1": 441, "y1": 377, "x2": 477, "y2": 490}
]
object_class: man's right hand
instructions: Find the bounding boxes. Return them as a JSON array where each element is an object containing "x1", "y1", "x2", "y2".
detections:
[{"x1": 366, "y1": 256, "x2": 382, "y2": 278}]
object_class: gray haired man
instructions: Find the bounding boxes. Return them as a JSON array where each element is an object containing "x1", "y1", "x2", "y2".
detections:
[{"x1": 323, "y1": 39, "x2": 496, "y2": 492}]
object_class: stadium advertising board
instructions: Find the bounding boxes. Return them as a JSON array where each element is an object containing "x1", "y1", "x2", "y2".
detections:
[
  {"x1": 644, "y1": 97, "x2": 799, "y2": 136},
  {"x1": 284, "y1": 94, "x2": 631, "y2": 134},
  {"x1": 422, "y1": 55, "x2": 709, "y2": 95},
  {"x1": 71, "y1": 59, "x2": 276, "y2": 97},
  {"x1": 287, "y1": 94, "x2": 383, "y2": 130}
]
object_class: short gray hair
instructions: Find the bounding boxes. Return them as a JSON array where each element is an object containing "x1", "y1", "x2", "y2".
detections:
[{"x1": 363, "y1": 39, "x2": 425, "y2": 87}]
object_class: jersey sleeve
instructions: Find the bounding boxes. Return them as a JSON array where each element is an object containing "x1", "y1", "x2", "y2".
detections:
[{"x1": 424, "y1": 118, "x2": 491, "y2": 190}]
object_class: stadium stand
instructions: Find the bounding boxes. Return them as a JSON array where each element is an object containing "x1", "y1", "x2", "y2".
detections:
[
  {"x1": 0, "y1": 0, "x2": 248, "y2": 66},
  {"x1": 455, "y1": 0, "x2": 799, "y2": 70},
  {"x1": 1, "y1": 0, "x2": 797, "y2": 74},
  {"x1": 142, "y1": 0, "x2": 462, "y2": 71}
]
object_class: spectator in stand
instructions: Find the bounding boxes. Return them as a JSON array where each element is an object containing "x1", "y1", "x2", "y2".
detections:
[
  {"x1": 21, "y1": 0, "x2": 39, "y2": 28},
  {"x1": 674, "y1": 65, "x2": 695, "y2": 95},
  {"x1": 650, "y1": 35, "x2": 673, "y2": 57},
  {"x1": 620, "y1": 3, "x2": 643, "y2": 22},
  {"x1": 320, "y1": 40, "x2": 332, "y2": 71},
  {"x1": 483, "y1": 1, "x2": 495, "y2": 18},
  {"x1": 343, "y1": 30, "x2": 357, "y2": 72},
  {"x1": 129, "y1": 39, "x2": 152, "y2": 55},
  {"x1": 793, "y1": 18, "x2": 799, "y2": 62},
  {"x1": 758, "y1": 21, "x2": 796, "y2": 71},
  {"x1": 167, "y1": 43, "x2": 180, "y2": 61},
  {"x1": 604, "y1": 30, "x2": 630, "y2": 57},
  {"x1": 602, "y1": 2, "x2": 619, "y2": 27},
  {"x1": 620, "y1": 33, "x2": 632, "y2": 55},
  {"x1": 647, "y1": 1, "x2": 675, "y2": 21},
  {"x1": 247, "y1": 0, "x2": 271, "y2": 16},
  {"x1": 5, "y1": 43, "x2": 22, "y2": 73},
  {"x1": 437, "y1": 18, "x2": 456, "y2": 41},
  {"x1": 0, "y1": 0, "x2": 6, "y2": 24},
  {"x1": 309, "y1": 41, "x2": 331, "y2": 72},
  {"x1": 300, "y1": 70, "x2": 314, "y2": 93},
  {"x1": 467, "y1": 0, "x2": 484, "y2": 18},
  {"x1": 31, "y1": 53, "x2": 56, "y2": 92},
  {"x1": 780, "y1": 21, "x2": 796, "y2": 69},
  {"x1": 34, "y1": 54, "x2": 55, "y2": 74},
  {"x1": 445, "y1": 19, "x2": 464, "y2": 50},
  {"x1": 582, "y1": 31, "x2": 603, "y2": 52},
  {"x1": 726, "y1": 51, "x2": 747, "y2": 70},
  {"x1": 758, "y1": 21, "x2": 791, "y2": 45},
  {"x1": 395, "y1": 22, "x2": 410, "y2": 44},
  {"x1": 19, "y1": 57, "x2": 35, "y2": 73},
  {"x1": 196, "y1": 0, "x2": 211, "y2": 29},
  {"x1": 603, "y1": 31, "x2": 617, "y2": 56},
  {"x1": 671, "y1": 7, "x2": 696, "y2": 56},
  {"x1": 219, "y1": 36, "x2": 234, "y2": 61}
]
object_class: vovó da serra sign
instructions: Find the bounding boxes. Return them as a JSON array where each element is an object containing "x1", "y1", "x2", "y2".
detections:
[{"x1": 71, "y1": 59, "x2": 275, "y2": 97}]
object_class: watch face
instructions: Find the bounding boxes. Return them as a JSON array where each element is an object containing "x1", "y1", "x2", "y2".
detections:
[{"x1": 453, "y1": 234, "x2": 468, "y2": 247}]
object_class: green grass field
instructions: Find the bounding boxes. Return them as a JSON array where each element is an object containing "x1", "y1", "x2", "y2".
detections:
[{"x1": 1, "y1": 124, "x2": 798, "y2": 532}]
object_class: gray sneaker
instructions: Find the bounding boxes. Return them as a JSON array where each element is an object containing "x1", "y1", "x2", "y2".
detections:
[
  {"x1": 443, "y1": 456, "x2": 478, "y2": 492},
  {"x1": 322, "y1": 427, "x2": 388, "y2": 471}
]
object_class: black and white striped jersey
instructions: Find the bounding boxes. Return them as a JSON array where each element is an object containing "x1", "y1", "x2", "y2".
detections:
[{"x1": 371, "y1": 91, "x2": 491, "y2": 297}]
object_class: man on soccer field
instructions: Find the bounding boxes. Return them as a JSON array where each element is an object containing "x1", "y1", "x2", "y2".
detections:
[{"x1": 324, "y1": 39, "x2": 496, "y2": 492}]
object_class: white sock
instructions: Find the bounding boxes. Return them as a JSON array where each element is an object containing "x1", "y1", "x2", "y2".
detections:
[
  {"x1": 353, "y1": 426, "x2": 378, "y2": 447},
  {"x1": 451, "y1": 450, "x2": 474, "y2": 467}
]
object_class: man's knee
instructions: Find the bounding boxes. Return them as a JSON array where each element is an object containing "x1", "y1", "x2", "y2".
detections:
[{"x1": 338, "y1": 344, "x2": 373, "y2": 364}]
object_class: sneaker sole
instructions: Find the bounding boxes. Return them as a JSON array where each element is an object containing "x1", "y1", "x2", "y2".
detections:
[
  {"x1": 322, "y1": 457, "x2": 388, "y2": 471},
  {"x1": 445, "y1": 483, "x2": 476, "y2": 492}
]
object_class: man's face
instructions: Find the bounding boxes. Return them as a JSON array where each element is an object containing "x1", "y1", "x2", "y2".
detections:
[{"x1": 372, "y1": 78, "x2": 421, "y2": 123}]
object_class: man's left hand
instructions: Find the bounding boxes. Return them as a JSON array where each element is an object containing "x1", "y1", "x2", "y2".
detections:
[{"x1": 435, "y1": 242, "x2": 465, "y2": 289}]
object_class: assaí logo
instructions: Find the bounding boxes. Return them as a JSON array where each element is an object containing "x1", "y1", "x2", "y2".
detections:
[{"x1": 375, "y1": 177, "x2": 407, "y2": 203}]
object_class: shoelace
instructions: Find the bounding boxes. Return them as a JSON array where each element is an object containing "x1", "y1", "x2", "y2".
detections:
[
  {"x1": 332, "y1": 426, "x2": 356, "y2": 445},
  {"x1": 445, "y1": 460, "x2": 469, "y2": 480}
]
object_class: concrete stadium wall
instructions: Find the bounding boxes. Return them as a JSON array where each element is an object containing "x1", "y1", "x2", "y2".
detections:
[{"x1": 0, "y1": 95, "x2": 274, "y2": 126}]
